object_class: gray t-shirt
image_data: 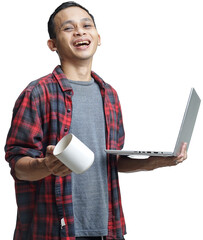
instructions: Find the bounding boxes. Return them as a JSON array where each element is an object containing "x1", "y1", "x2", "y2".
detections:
[{"x1": 68, "y1": 78, "x2": 108, "y2": 237}]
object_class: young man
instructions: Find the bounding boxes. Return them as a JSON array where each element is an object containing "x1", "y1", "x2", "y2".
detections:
[{"x1": 5, "y1": 2, "x2": 187, "y2": 240}]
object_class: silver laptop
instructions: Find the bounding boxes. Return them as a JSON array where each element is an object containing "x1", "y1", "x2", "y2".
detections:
[{"x1": 105, "y1": 88, "x2": 201, "y2": 157}]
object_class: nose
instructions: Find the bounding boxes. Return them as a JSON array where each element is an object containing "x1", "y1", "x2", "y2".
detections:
[{"x1": 73, "y1": 26, "x2": 86, "y2": 36}]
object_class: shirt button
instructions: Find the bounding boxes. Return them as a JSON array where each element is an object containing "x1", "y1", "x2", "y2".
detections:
[
  {"x1": 64, "y1": 127, "x2": 68, "y2": 132},
  {"x1": 67, "y1": 109, "x2": 71, "y2": 113}
]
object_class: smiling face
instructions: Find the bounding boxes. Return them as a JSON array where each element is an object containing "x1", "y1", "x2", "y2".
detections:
[{"x1": 48, "y1": 7, "x2": 101, "y2": 64}]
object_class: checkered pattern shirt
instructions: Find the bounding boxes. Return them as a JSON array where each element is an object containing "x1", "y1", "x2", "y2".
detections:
[{"x1": 5, "y1": 66, "x2": 126, "y2": 240}]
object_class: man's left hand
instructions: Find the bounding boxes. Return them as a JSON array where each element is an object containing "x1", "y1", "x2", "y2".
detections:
[
  {"x1": 172, "y1": 142, "x2": 188, "y2": 165},
  {"x1": 150, "y1": 142, "x2": 188, "y2": 168}
]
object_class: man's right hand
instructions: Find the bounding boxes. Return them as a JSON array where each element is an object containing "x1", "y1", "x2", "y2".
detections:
[
  {"x1": 44, "y1": 145, "x2": 72, "y2": 177},
  {"x1": 15, "y1": 145, "x2": 71, "y2": 181}
]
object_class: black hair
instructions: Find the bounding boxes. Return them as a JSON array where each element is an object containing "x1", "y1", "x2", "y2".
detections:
[{"x1": 48, "y1": 1, "x2": 96, "y2": 39}]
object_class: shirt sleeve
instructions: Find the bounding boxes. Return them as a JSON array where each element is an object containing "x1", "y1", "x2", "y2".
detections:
[
  {"x1": 5, "y1": 88, "x2": 44, "y2": 179},
  {"x1": 117, "y1": 97, "x2": 125, "y2": 150}
]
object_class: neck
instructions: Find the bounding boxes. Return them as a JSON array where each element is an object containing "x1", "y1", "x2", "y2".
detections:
[{"x1": 61, "y1": 60, "x2": 92, "y2": 82}]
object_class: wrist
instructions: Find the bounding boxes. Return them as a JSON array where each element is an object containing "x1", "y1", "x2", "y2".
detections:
[{"x1": 149, "y1": 156, "x2": 169, "y2": 170}]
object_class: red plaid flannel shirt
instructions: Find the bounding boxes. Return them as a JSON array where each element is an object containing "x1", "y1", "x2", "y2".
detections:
[{"x1": 5, "y1": 66, "x2": 126, "y2": 240}]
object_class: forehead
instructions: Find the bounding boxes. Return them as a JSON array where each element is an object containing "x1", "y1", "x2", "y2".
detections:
[{"x1": 54, "y1": 6, "x2": 93, "y2": 26}]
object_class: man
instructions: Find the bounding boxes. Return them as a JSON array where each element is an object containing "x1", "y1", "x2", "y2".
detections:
[{"x1": 5, "y1": 2, "x2": 187, "y2": 240}]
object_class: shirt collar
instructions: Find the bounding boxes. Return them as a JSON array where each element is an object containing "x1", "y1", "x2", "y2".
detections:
[
  {"x1": 53, "y1": 65, "x2": 72, "y2": 93},
  {"x1": 53, "y1": 65, "x2": 106, "y2": 92},
  {"x1": 91, "y1": 71, "x2": 106, "y2": 90}
]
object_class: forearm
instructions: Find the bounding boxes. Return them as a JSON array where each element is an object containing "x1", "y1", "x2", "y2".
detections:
[
  {"x1": 117, "y1": 155, "x2": 175, "y2": 172},
  {"x1": 15, "y1": 157, "x2": 51, "y2": 181}
]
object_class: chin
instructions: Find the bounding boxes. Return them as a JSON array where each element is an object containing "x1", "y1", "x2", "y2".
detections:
[{"x1": 76, "y1": 53, "x2": 95, "y2": 61}]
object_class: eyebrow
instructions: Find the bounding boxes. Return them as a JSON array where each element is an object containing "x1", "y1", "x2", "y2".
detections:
[{"x1": 61, "y1": 18, "x2": 93, "y2": 28}]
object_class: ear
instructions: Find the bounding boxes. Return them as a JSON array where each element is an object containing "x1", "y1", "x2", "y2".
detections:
[
  {"x1": 47, "y1": 39, "x2": 57, "y2": 52},
  {"x1": 98, "y1": 34, "x2": 101, "y2": 46}
]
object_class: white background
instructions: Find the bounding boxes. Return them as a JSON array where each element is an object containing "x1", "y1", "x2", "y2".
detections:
[{"x1": 0, "y1": 0, "x2": 202, "y2": 239}]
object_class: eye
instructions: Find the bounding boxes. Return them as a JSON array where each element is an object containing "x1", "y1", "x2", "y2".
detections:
[
  {"x1": 84, "y1": 24, "x2": 92, "y2": 28},
  {"x1": 64, "y1": 26, "x2": 74, "y2": 31}
]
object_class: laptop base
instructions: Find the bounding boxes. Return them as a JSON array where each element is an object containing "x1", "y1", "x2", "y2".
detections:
[{"x1": 105, "y1": 149, "x2": 174, "y2": 157}]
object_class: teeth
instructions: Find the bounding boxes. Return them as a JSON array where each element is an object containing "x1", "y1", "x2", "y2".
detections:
[{"x1": 75, "y1": 41, "x2": 89, "y2": 46}]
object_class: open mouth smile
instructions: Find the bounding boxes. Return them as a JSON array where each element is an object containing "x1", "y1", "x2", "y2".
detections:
[{"x1": 73, "y1": 39, "x2": 91, "y2": 49}]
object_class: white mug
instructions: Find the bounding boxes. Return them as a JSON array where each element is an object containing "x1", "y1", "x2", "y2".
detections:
[{"x1": 53, "y1": 134, "x2": 94, "y2": 174}]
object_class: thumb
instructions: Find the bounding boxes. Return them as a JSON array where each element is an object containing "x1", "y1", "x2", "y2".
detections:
[{"x1": 46, "y1": 145, "x2": 55, "y2": 154}]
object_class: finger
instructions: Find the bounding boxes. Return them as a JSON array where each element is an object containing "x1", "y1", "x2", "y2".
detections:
[
  {"x1": 173, "y1": 155, "x2": 184, "y2": 165},
  {"x1": 47, "y1": 159, "x2": 63, "y2": 171},
  {"x1": 46, "y1": 145, "x2": 55, "y2": 154},
  {"x1": 52, "y1": 165, "x2": 71, "y2": 176},
  {"x1": 176, "y1": 143, "x2": 187, "y2": 159},
  {"x1": 181, "y1": 142, "x2": 187, "y2": 154},
  {"x1": 180, "y1": 143, "x2": 188, "y2": 160},
  {"x1": 60, "y1": 169, "x2": 72, "y2": 177},
  {"x1": 44, "y1": 155, "x2": 60, "y2": 171},
  {"x1": 175, "y1": 152, "x2": 187, "y2": 165}
]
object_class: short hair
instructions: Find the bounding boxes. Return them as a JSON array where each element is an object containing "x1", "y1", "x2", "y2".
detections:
[{"x1": 48, "y1": 1, "x2": 96, "y2": 39}]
